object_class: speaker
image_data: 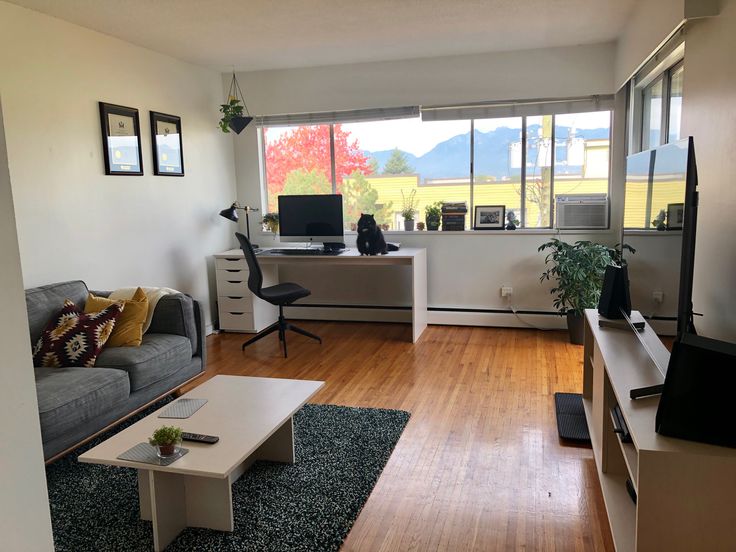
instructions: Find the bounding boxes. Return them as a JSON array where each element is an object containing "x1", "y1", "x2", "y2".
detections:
[
  {"x1": 656, "y1": 333, "x2": 736, "y2": 448},
  {"x1": 597, "y1": 264, "x2": 631, "y2": 319}
]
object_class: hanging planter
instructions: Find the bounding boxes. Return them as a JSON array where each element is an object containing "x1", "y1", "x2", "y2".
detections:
[{"x1": 219, "y1": 72, "x2": 253, "y2": 134}]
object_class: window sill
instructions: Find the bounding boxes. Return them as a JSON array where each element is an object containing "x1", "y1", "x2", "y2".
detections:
[
  {"x1": 623, "y1": 229, "x2": 683, "y2": 236},
  {"x1": 257, "y1": 228, "x2": 615, "y2": 238}
]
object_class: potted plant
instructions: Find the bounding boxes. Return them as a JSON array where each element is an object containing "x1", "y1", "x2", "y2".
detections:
[
  {"x1": 651, "y1": 209, "x2": 666, "y2": 231},
  {"x1": 425, "y1": 202, "x2": 442, "y2": 231},
  {"x1": 149, "y1": 425, "x2": 183, "y2": 458},
  {"x1": 505, "y1": 210, "x2": 520, "y2": 230},
  {"x1": 538, "y1": 239, "x2": 632, "y2": 344},
  {"x1": 417, "y1": 222, "x2": 425, "y2": 231},
  {"x1": 219, "y1": 73, "x2": 253, "y2": 134},
  {"x1": 262, "y1": 212, "x2": 279, "y2": 234},
  {"x1": 401, "y1": 189, "x2": 418, "y2": 231}
]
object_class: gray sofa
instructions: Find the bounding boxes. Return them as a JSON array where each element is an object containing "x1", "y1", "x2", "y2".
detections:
[{"x1": 26, "y1": 280, "x2": 206, "y2": 461}]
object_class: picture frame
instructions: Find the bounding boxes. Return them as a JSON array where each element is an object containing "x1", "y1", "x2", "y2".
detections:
[
  {"x1": 150, "y1": 111, "x2": 184, "y2": 176},
  {"x1": 99, "y1": 102, "x2": 143, "y2": 175},
  {"x1": 667, "y1": 202, "x2": 684, "y2": 230},
  {"x1": 474, "y1": 205, "x2": 505, "y2": 230}
]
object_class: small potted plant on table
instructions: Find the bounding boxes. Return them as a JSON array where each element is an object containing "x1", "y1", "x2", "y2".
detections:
[
  {"x1": 262, "y1": 212, "x2": 279, "y2": 234},
  {"x1": 425, "y1": 202, "x2": 442, "y2": 231},
  {"x1": 149, "y1": 425, "x2": 183, "y2": 458}
]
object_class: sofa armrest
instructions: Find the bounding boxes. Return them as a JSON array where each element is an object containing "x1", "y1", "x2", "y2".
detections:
[{"x1": 148, "y1": 294, "x2": 200, "y2": 356}]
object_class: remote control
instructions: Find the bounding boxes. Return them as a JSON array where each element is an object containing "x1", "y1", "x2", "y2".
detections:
[{"x1": 181, "y1": 432, "x2": 219, "y2": 444}]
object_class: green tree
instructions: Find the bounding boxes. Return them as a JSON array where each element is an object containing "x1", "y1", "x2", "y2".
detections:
[
  {"x1": 382, "y1": 148, "x2": 414, "y2": 174},
  {"x1": 342, "y1": 172, "x2": 393, "y2": 226},
  {"x1": 281, "y1": 169, "x2": 331, "y2": 196}
]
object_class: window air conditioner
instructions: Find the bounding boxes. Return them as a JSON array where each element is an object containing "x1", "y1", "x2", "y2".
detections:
[{"x1": 555, "y1": 194, "x2": 609, "y2": 229}]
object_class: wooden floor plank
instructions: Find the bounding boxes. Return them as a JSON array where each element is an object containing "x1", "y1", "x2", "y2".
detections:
[{"x1": 190, "y1": 321, "x2": 614, "y2": 552}]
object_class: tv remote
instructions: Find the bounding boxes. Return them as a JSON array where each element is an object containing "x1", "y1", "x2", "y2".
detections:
[{"x1": 181, "y1": 432, "x2": 219, "y2": 444}]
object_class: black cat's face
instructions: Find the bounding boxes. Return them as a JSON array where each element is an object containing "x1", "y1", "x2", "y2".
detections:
[{"x1": 357, "y1": 213, "x2": 377, "y2": 233}]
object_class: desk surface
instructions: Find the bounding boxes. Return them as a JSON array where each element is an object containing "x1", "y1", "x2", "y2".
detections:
[{"x1": 215, "y1": 247, "x2": 426, "y2": 262}]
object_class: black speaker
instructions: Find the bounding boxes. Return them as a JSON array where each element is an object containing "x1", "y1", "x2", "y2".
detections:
[
  {"x1": 656, "y1": 333, "x2": 736, "y2": 448},
  {"x1": 597, "y1": 264, "x2": 631, "y2": 319}
]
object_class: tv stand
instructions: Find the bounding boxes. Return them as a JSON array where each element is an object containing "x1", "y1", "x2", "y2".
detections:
[{"x1": 583, "y1": 309, "x2": 736, "y2": 551}]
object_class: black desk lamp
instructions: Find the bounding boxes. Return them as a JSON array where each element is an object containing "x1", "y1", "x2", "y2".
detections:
[{"x1": 219, "y1": 202, "x2": 260, "y2": 247}]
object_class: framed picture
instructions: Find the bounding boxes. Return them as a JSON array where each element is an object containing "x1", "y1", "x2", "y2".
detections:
[
  {"x1": 150, "y1": 111, "x2": 184, "y2": 176},
  {"x1": 667, "y1": 202, "x2": 684, "y2": 230},
  {"x1": 474, "y1": 205, "x2": 505, "y2": 230},
  {"x1": 99, "y1": 102, "x2": 143, "y2": 175}
]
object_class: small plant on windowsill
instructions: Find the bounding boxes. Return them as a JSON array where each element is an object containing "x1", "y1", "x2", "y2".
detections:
[
  {"x1": 401, "y1": 189, "x2": 418, "y2": 231},
  {"x1": 149, "y1": 425, "x2": 183, "y2": 458},
  {"x1": 425, "y1": 201, "x2": 442, "y2": 231},
  {"x1": 262, "y1": 212, "x2": 279, "y2": 234}
]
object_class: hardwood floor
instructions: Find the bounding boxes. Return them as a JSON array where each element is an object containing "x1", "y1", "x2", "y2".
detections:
[{"x1": 193, "y1": 321, "x2": 614, "y2": 552}]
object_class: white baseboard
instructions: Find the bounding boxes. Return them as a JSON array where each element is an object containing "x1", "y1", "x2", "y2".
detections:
[
  {"x1": 428, "y1": 310, "x2": 566, "y2": 329},
  {"x1": 283, "y1": 306, "x2": 410, "y2": 323}
]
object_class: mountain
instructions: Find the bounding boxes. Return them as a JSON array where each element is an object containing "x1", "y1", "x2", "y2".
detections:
[{"x1": 365, "y1": 125, "x2": 609, "y2": 180}]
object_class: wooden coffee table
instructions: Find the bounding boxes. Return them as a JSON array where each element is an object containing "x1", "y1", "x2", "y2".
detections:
[{"x1": 79, "y1": 375, "x2": 324, "y2": 551}]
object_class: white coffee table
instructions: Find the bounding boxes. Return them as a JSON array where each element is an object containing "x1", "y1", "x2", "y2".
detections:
[{"x1": 79, "y1": 375, "x2": 324, "y2": 551}]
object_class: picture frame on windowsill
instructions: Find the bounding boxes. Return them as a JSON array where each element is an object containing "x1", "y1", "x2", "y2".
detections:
[
  {"x1": 99, "y1": 102, "x2": 144, "y2": 176},
  {"x1": 474, "y1": 205, "x2": 505, "y2": 230},
  {"x1": 150, "y1": 111, "x2": 184, "y2": 176}
]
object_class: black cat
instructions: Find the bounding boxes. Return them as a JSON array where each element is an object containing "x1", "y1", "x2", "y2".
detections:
[{"x1": 356, "y1": 213, "x2": 388, "y2": 255}]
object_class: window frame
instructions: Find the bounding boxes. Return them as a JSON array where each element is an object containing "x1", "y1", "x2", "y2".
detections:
[{"x1": 259, "y1": 108, "x2": 613, "y2": 232}]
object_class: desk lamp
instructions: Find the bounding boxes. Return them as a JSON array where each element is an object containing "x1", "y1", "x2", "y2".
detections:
[{"x1": 219, "y1": 202, "x2": 260, "y2": 248}]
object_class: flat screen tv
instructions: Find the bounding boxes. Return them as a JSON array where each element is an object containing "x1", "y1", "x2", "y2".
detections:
[{"x1": 278, "y1": 194, "x2": 344, "y2": 244}]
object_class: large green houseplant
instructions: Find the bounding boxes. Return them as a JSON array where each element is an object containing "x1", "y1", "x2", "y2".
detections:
[{"x1": 539, "y1": 239, "x2": 634, "y2": 344}]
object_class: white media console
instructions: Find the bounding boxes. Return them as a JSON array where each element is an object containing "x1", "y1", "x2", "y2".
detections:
[{"x1": 583, "y1": 309, "x2": 736, "y2": 551}]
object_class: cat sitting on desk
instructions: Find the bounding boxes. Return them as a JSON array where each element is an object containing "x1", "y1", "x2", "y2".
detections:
[{"x1": 356, "y1": 213, "x2": 388, "y2": 255}]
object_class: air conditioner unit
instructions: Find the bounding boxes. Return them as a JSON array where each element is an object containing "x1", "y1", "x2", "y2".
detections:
[{"x1": 555, "y1": 194, "x2": 608, "y2": 229}]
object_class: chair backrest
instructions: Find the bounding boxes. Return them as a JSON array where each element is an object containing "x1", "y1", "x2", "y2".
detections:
[{"x1": 235, "y1": 232, "x2": 264, "y2": 300}]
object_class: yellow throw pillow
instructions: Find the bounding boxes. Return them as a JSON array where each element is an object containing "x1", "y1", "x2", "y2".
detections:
[{"x1": 84, "y1": 287, "x2": 149, "y2": 347}]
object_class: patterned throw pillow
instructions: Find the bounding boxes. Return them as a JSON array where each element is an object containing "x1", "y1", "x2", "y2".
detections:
[{"x1": 32, "y1": 299, "x2": 124, "y2": 368}]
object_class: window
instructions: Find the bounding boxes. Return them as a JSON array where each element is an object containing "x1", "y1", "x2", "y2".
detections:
[
  {"x1": 260, "y1": 105, "x2": 611, "y2": 231},
  {"x1": 636, "y1": 60, "x2": 684, "y2": 152}
]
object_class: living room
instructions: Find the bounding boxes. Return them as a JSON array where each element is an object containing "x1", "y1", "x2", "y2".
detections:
[{"x1": 2, "y1": 0, "x2": 735, "y2": 550}]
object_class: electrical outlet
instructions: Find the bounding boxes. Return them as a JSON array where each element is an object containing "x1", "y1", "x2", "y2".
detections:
[
  {"x1": 501, "y1": 286, "x2": 513, "y2": 297},
  {"x1": 652, "y1": 291, "x2": 664, "y2": 304}
]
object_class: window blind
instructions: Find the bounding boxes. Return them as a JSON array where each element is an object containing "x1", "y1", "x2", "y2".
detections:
[
  {"x1": 256, "y1": 106, "x2": 420, "y2": 127},
  {"x1": 421, "y1": 95, "x2": 615, "y2": 122}
]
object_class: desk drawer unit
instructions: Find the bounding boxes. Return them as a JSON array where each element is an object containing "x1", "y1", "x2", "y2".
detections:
[{"x1": 214, "y1": 251, "x2": 278, "y2": 333}]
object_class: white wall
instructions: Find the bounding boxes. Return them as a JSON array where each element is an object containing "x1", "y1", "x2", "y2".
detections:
[
  {"x1": 0, "y1": 98, "x2": 54, "y2": 551},
  {"x1": 0, "y1": 2, "x2": 238, "y2": 331},
  {"x1": 679, "y1": 0, "x2": 736, "y2": 341},
  {"x1": 229, "y1": 43, "x2": 623, "y2": 326}
]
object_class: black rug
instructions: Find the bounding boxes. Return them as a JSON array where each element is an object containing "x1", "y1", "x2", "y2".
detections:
[{"x1": 46, "y1": 400, "x2": 410, "y2": 551}]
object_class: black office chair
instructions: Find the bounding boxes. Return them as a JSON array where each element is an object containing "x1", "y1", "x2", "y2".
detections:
[{"x1": 235, "y1": 232, "x2": 321, "y2": 357}]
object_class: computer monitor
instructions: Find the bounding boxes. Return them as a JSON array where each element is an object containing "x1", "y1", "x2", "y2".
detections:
[{"x1": 278, "y1": 194, "x2": 344, "y2": 244}]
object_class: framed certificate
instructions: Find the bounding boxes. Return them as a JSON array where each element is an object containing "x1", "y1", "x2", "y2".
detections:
[
  {"x1": 99, "y1": 102, "x2": 143, "y2": 175},
  {"x1": 150, "y1": 111, "x2": 184, "y2": 176}
]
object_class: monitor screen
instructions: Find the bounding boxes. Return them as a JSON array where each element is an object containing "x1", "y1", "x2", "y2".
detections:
[{"x1": 278, "y1": 194, "x2": 344, "y2": 243}]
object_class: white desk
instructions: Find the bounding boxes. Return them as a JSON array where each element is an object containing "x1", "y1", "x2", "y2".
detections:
[{"x1": 214, "y1": 247, "x2": 427, "y2": 343}]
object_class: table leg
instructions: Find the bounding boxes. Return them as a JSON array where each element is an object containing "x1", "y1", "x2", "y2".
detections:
[
  {"x1": 256, "y1": 416, "x2": 295, "y2": 463},
  {"x1": 412, "y1": 248, "x2": 428, "y2": 343},
  {"x1": 138, "y1": 469, "x2": 152, "y2": 521},
  {"x1": 149, "y1": 471, "x2": 187, "y2": 552}
]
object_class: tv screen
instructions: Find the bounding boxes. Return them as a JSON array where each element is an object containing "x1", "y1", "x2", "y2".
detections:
[{"x1": 278, "y1": 194, "x2": 344, "y2": 243}]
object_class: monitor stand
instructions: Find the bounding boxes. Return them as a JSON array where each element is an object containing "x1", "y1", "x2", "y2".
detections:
[{"x1": 323, "y1": 242, "x2": 346, "y2": 252}]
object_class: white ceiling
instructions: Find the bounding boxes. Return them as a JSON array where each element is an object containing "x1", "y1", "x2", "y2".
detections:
[{"x1": 8, "y1": 0, "x2": 636, "y2": 72}]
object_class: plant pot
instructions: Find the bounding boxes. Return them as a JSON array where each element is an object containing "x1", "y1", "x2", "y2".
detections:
[
  {"x1": 416, "y1": 222, "x2": 425, "y2": 231},
  {"x1": 157, "y1": 443, "x2": 179, "y2": 458},
  {"x1": 566, "y1": 311, "x2": 585, "y2": 345},
  {"x1": 404, "y1": 220, "x2": 415, "y2": 231},
  {"x1": 228, "y1": 116, "x2": 253, "y2": 135},
  {"x1": 426, "y1": 219, "x2": 440, "y2": 231}
]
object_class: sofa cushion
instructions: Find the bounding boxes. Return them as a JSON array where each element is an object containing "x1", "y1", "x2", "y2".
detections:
[
  {"x1": 148, "y1": 294, "x2": 199, "y2": 356},
  {"x1": 35, "y1": 366, "x2": 130, "y2": 444},
  {"x1": 84, "y1": 288, "x2": 148, "y2": 347},
  {"x1": 95, "y1": 333, "x2": 192, "y2": 392},
  {"x1": 26, "y1": 280, "x2": 89, "y2": 345},
  {"x1": 33, "y1": 299, "x2": 123, "y2": 368}
]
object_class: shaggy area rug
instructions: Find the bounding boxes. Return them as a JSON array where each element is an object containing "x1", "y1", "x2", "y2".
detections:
[{"x1": 46, "y1": 401, "x2": 410, "y2": 551}]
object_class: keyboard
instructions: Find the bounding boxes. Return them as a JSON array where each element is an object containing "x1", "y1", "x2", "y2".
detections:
[{"x1": 265, "y1": 248, "x2": 345, "y2": 256}]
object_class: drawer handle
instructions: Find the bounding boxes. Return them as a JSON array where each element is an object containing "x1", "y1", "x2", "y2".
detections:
[
  {"x1": 225, "y1": 258, "x2": 240, "y2": 261},
  {"x1": 227, "y1": 296, "x2": 244, "y2": 299},
  {"x1": 229, "y1": 312, "x2": 245, "y2": 315},
  {"x1": 227, "y1": 280, "x2": 243, "y2": 284},
  {"x1": 226, "y1": 269, "x2": 240, "y2": 272}
]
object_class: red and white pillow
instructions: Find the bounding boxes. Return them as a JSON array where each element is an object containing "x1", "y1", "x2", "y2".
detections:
[{"x1": 32, "y1": 299, "x2": 124, "y2": 368}]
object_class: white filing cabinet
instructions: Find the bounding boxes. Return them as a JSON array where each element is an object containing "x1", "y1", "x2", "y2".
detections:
[{"x1": 214, "y1": 250, "x2": 278, "y2": 333}]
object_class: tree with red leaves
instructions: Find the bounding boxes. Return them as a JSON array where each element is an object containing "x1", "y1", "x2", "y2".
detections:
[{"x1": 264, "y1": 124, "x2": 374, "y2": 198}]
